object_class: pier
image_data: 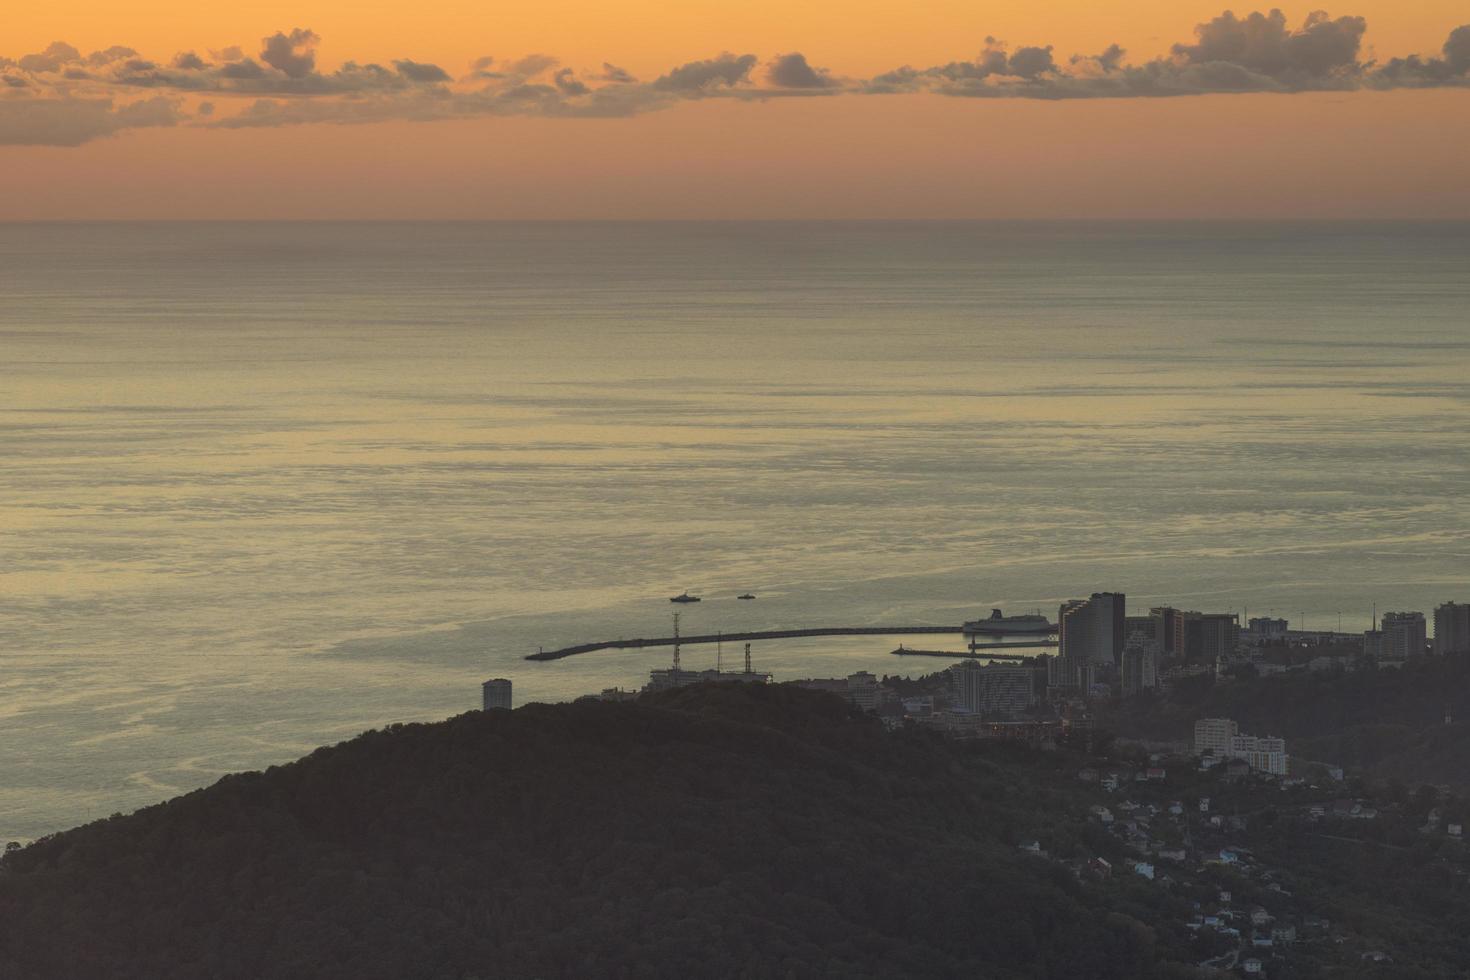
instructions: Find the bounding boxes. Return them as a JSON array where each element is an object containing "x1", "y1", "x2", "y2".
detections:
[
  {"x1": 527, "y1": 626, "x2": 966, "y2": 661},
  {"x1": 891, "y1": 647, "x2": 1038, "y2": 661}
]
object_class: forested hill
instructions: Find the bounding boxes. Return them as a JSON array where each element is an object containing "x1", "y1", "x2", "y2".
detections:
[{"x1": 1, "y1": 685, "x2": 1193, "y2": 980}]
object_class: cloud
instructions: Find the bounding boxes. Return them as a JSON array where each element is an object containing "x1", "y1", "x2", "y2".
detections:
[
  {"x1": 18, "y1": 42, "x2": 81, "y2": 74},
  {"x1": 258, "y1": 28, "x2": 318, "y2": 79},
  {"x1": 1372, "y1": 23, "x2": 1470, "y2": 86},
  {"x1": 766, "y1": 53, "x2": 836, "y2": 88},
  {"x1": 172, "y1": 52, "x2": 208, "y2": 71},
  {"x1": 1, "y1": 11, "x2": 1468, "y2": 146},
  {"x1": 393, "y1": 60, "x2": 451, "y2": 83},
  {"x1": 1171, "y1": 9, "x2": 1366, "y2": 82},
  {"x1": 552, "y1": 68, "x2": 589, "y2": 96},
  {"x1": 653, "y1": 53, "x2": 758, "y2": 92},
  {"x1": 0, "y1": 96, "x2": 180, "y2": 146},
  {"x1": 1448, "y1": 25, "x2": 1470, "y2": 73},
  {"x1": 867, "y1": 11, "x2": 1467, "y2": 99},
  {"x1": 87, "y1": 46, "x2": 139, "y2": 67},
  {"x1": 508, "y1": 54, "x2": 558, "y2": 77}
]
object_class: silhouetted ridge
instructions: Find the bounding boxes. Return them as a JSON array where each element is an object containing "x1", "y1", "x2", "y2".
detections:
[{"x1": 0, "y1": 685, "x2": 1178, "y2": 980}]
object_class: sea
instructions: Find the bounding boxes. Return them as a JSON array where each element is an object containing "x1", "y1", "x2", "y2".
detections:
[{"x1": 2, "y1": 221, "x2": 1467, "y2": 842}]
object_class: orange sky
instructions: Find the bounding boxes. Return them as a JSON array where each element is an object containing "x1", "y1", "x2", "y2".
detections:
[{"x1": 3, "y1": 1, "x2": 1468, "y2": 218}]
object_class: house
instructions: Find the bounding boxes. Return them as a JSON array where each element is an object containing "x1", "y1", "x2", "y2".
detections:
[
  {"x1": 1090, "y1": 805, "x2": 1114, "y2": 824},
  {"x1": 1018, "y1": 840, "x2": 1043, "y2": 854},
  {"x1": 1146, "y1": 767, "x2": 1167, "y2": 780},
  {"x1": 1169, "y1": 801, "x2": 1185, "y2": 816},
  {"x1": 1272, "y1": 924, "x2": 1297, "y2": 945},
  {"x1": 1218, "y1": 889, "x2": 1232, "y2": 904},
  {"x1": 1449, "y1": 823, "x2": 1463, "y2": 838},
  {"x1": 1198, "y1": 796, "x2": 1211, "y2": 813},
  {"x1": 1102, "y1": 772, "x2": 1121, "y2": 792},
  {"x1": 1077, "y1": 768, "x2": 1099, "y2": 782},
  {"x1": 1133, "y1": 862, "x2": 1155, "y2": 880},
  {"x1": 1251, "y1": 933, "x2": 1274, "y2": 948},
  {"x1": 1242, "y1": 958, "x2": 1263, "y2": 975},
  {"x1": 1158, "y1": 847, "x2": 1187, "y2": 862},
  {"x1": 1087, "y1": 857, "x2": 1112, "y2": 878},
  {"x1": 1250, "y1": 908, "x2": 1274, "y2": 927},
  {"x1": 1360, "y1": 951, "x2": 1392, "y2": 963}
]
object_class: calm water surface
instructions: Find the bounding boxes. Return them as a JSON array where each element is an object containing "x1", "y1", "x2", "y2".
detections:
[{"x1": 2, "y1": 221, "x2": 1468, "y2": 840}]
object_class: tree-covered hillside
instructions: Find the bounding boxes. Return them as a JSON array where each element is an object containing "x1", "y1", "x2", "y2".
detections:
[{"x1": 0, "y1": 684, "x2": 1196, "y2": 980}]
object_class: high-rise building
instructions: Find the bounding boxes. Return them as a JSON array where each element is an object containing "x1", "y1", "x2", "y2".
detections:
[
  {"x1": 1184, "y1": 613, "x2": 1240, "y2": 661},
  {"x1": 1362, "y1": 629, "x2": 1383, "y2": 658},
  {"x1": 1046, "y1": 654, "x2": 1097, "y2": 693},
  {"x1": 1380, "y1": 611, "x2": 1427, "y2": 659},
  {"x1": 482, "y1": 678, "x2": 513, "y2": 711},
  {"x1": 1193, "y1": 717, "x2": 1239, "y2": 758},
  {"x1": 953, "y1": 660, "x2": 1038, "y2": 719},
  {"x1": 1434, "y1": 602, "x2": 1470, "y2": 655},
  {"x1": 1059, "y1": 592, "x2": 1126, "y2": 666},
  {"x1": 1121, "y1": 647, "x2": 1158, "y2": 698},
  {"x1": 1149, "y1": 607, "x2": 1185, "y2": 657},
  {"x1": 1124, "y1": 615, "x2": 1161, "y2": 648}
]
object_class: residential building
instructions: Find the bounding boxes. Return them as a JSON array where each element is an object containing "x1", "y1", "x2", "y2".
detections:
[
  {"x1": 1247, "y1": 616, "x2": 1289, "y2": 640},
  {"x1": 1123, "y1": 615, "x2": 1161, "y2": 649},
  {"x1": 1381, "y1": 611, "x2": 1427, "y2": 658},
  {"x1": 1363, "y1": 628, "x2": 1383, "y2": 658},
  {"x1": 1121, "y1": 646, "x2": 1158, "y2": 697},
  {"x1": 844, "y1": 671, "x2": 883, "y2": 711},
  {"x1": 1183, "y1": 612, "x2": 1240, "y2": 661},
  {"x1": 1229, "y1": 734, "x2": 1288, "y2": 775},
  {"x1": 952, "y1": 660, "x2": 1037, "y2": 719},
  {"x1": 1194, "y1": 718, "x2": 1239, "y2": 758},
  {"x1": 1149, "y1": 606, "x2": 1185, "y2": 656},
  {"x1": 1046, "y1": 654, "x2": 1098, "y2": 694},
  {"x1": 1434, "y1": 602, "x2": 1470, "y2": 655},
  {"x1": 1059, "y1": 592, "x2": 1126, "y2": 665},
  {"x1": 481, "y1": 678, "x2": 513, "y2": 711}
]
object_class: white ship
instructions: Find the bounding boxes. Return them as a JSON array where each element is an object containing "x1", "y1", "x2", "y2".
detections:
[{"x1": 963, "y1": 608, "x2": 1054, "y2": 635}]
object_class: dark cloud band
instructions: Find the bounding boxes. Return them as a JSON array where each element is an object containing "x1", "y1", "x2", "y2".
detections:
[{"x1": 2, "y1": 11, "x2": 1468, "y2": 146}]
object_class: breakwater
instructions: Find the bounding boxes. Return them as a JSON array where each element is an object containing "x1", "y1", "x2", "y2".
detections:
[{"x1": 527, "y1": 626, "x2": 965, "y2": 661}]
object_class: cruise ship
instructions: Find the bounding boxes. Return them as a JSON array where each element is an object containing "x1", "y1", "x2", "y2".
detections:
[{"x1": 963, "y1": 608, "x2": 1055, "y2": 635}]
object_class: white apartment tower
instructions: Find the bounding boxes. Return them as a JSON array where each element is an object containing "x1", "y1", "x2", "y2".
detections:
[{"x1": 1194, "y1": 718, "x2": 1239, "y2": 758}]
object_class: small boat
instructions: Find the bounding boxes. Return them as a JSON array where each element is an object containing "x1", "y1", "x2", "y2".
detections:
[
  {"x1": 670, "y1": 592, "x2": 701, "y2": 603},
  {"x1": 737, "y1": 593, "x2": 756, "y2": 600}
]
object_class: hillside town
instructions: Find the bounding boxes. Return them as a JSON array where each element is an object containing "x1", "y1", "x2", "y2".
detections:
[{"x1": 507, "y1": 596, "x2": 1468, "y2": 753}]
